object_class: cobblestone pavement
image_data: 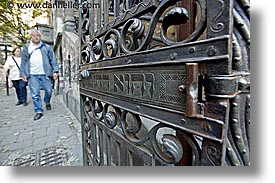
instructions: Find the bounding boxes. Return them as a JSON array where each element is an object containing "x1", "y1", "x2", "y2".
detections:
[{"x1": 0, "y1": 87, "x2": 83, "y2": 166}]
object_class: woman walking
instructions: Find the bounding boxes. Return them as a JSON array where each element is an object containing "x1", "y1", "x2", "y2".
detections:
[{"x1": 4, "y1": 47, "x2": 28, "y2": 106}]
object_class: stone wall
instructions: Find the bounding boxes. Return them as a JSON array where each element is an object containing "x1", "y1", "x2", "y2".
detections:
[
  {"x1": 61, "y1": 31, "x2": 80, "y2": 121},
  {"x1": 52, "y1": 0, "x2": 81, "y2": 121}
]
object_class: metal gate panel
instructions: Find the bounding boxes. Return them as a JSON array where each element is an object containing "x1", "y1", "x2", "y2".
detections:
[{"x1": 78, "y1": 0, "x2": 250, "y2": 166}]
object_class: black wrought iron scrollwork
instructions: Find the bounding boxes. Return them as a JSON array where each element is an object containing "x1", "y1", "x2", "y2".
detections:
[
  {"x1": 129, "y1": 18, "x2": 145, "y2": 38},
  {"x1": 160, "y1": 0, "x2": 206, "y2": 45},
  {"x1": 81, "y1": 96, "x2": 204, "y2": 165},
  {"x1": 102, "y1": 104, "x2": 121, "y2": 129},
  {"x1": 81, "y1": 18, "x2": 90, "y2": 35},
  {"x1": 91, "y1": 38, "x2": 103, "y2": 61},
  {"x1": 81, "y1": 38, "x2": 103, "y2": 63},
  {"x1": 102, "y1": 29, "x2": 121, "y2": 58},
  {"x1": 150, "y1": 124, "x2": 183, "y2": 164},
  {"x1": 120, "y1": 18, "x2": 144, "y2": 53},
  {"x1": 79, "y1": 0, "x2": 208, "y2": 61},
  {"x1": 82, "y1": 98, "x2": 93, "y2": 157},
  {"x1": 83, "y1": 98, "x2": 91, "y2": 112},
  {"x1": 134, "y1": 0, "x2": 182, "y2": 51},
  {"x1": 91, "y1": 38, "x2": 102, "y2": 55},
  {"x1": 80, "y1": 0, "x2": 91, "y2": 44},
  {"x1": 161, "y1": 134, "x2": 184, "y2": 163},
  {"x1": 81, "y1": 43, "x2": 93, "y2": 64},
  {"x1": 120, "y1": 110, "x2": 143, "y2": 143},
  {"x1": 91, "y1": 99, "x2": 104, "y2": 120},
  {"x1": 104, "y1": 112, "x2": 117, "y2": 128},
  {"x1": 162, "y1": 6, "x2": 189, "y2": 34},
  {"x1": 99, "y1": 0, "x2": 154, "y2": 36},
  {"x1": 81, "y1": 0, "x2": 90, "y2": 16}
]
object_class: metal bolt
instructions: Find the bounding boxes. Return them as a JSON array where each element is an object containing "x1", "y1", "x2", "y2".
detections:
[
  {"x1": 232, "y1": 102, "x2": 238, "y2": 107},
  {"x1": 81, "y1": 70, "x2": 90, "y2": 79},
  {"x1": 232, "y1": 119, "x2": 238, "y2": 123},
  {"x1": 181, "y1": 119, "x2": 186, "y2": 124},
  {"x1": 189, "y1": 47, "x2": 195, "y2": 53},
  {"x1": 178, "y1": 85, "x2": 186, "y2": 92},
  {"x1": 203, "y1": 124, "x2": 211, "y2": 132},
  {"x1": 170, "y1": 53, "x2": 177, "y2": 60},
  {"x1": 238, "y1": 78, "x2": 250, "y2": 90},
  {"x1": 207, "y1": 46, "x2": 216, "y2": 57}
]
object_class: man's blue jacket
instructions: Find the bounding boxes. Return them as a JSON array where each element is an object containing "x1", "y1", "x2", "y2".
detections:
[{"x1": 20, "y1": 41, "x2": 59, "y2": 78}]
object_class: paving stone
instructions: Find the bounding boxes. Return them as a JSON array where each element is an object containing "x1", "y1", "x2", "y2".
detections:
[
  {"x1": 17, "y1": 132, "x2": 33, "y2": 141},
  {"x1": 0, "y1": 88, "x2": 83, "y2": 166},
  {"x1": 1, "y1": 134, "x2": 18, "y2": 146},
  {"x1": 33, "y1": 128, "x2": 47, "y2": 139}
]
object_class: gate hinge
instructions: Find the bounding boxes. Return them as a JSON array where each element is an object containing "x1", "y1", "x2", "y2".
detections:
[{"x1": 203, "y1": 72, "x2": 250, "y2": 98}]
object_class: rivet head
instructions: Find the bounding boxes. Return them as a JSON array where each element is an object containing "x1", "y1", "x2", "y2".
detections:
[
  {"x1": 81, "y1": 70, "x2": 90, "y2": 79},
  {"x1": 178, "y1": 85, "x2": 186, "y2": 92},
  {"x1": 235, "y1": 135, "x2": 241, "y2": 139},
  {"x1": 169, "y1": 53, "x2": 177, "y2": 60},
  {"x1": 232, "y1": 119, "x2": 238, "y2": 123},
  {"x1": 203, "y1": 124, "x2": 211, "y2": 132},
  {"x1": 232, "y1": 102, "x2": 238, "y2": 107},
  {"x1": 189, "y1": 47, "x2": 195, "y2": 53},
  {"x1": 181, "y1": 119, "x2": 186, "y2": 124},
  {"x1": 207, "y1": 46, "x2": 216, "y2": 57}
]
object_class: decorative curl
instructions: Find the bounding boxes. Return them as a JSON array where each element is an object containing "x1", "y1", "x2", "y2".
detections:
[
  {"x1": 80, "y1": 43, "x2": 93, "y2": 64},
  {"x1": 150, "y1": 124, "x2": 184, "y2": 164},
  {"x1": 102, "y1": 104, "x2": 121, "y2": 129},
  {"x1": 102, "y1": 29, "x2": 121, "y2": 58},
  {"x1": 90, "y1": 99, "x2": 103, "y2": 120},
  {"x1": 90, "y1": 38, "x2": 103, "y2": 61},
  {"x1": 160, "y1": 0, "x2": 206, "y2": 45}
]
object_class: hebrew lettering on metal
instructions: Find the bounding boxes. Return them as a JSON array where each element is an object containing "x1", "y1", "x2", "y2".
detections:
[{"x1": 80, "y1": 67, "x2": 187, "y2": 111}]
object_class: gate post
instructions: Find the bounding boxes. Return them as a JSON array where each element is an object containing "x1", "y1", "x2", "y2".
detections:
[
  {"x1": 201, "y1": 0, "x2": 250, "y2": 166},
  {"x1": 200, "y1": 0, "x2": 234, "y2": 165}
]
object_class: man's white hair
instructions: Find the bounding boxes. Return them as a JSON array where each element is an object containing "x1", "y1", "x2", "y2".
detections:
[{"x1": 29, "y1": 29, "x2": 41, "y2": 36}]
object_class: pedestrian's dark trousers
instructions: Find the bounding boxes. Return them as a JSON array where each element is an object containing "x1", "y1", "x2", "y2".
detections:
[{"x1": 12, "y1": 79, "x2": 27, "y2": 103}]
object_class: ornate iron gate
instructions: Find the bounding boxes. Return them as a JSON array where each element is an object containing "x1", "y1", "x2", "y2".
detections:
[{"x1": 79, "y1": 0, "x2": 250, "y2": 166}]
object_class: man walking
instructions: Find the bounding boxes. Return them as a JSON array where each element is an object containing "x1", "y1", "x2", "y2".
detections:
[{"x1": 20, "y1": 29, "x2": 59, "y2": 120}]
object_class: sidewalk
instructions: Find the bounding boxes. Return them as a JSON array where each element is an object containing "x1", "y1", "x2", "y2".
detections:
[{"x1": 0, "y1": 87, "x2": 83, "y2": 166}]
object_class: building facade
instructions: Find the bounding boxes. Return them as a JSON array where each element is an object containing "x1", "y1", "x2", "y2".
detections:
[{"x1": 52, "y1": 0, "x2": 81, "y2": 120}]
